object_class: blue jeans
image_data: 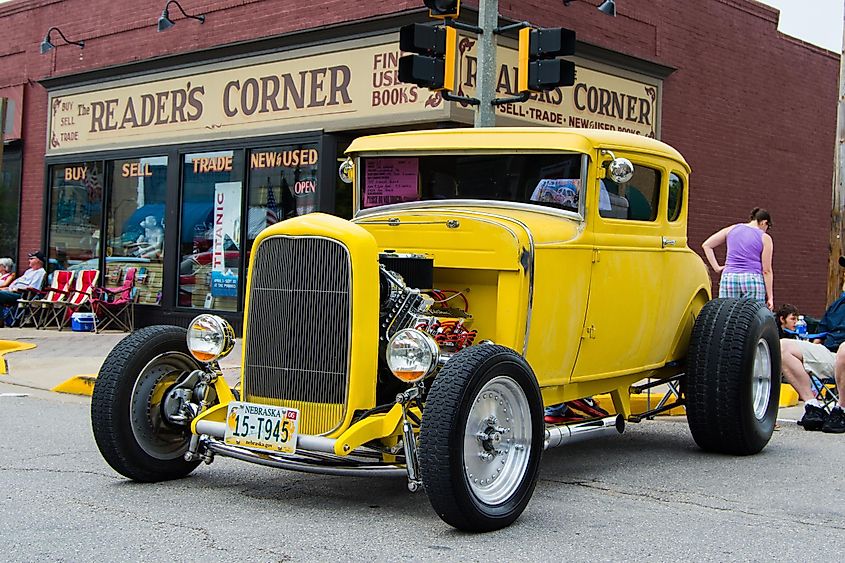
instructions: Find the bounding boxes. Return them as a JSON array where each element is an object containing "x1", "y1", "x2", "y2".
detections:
[{"x1": 0, "y1": 290, "x2": 21, "y2": 305}]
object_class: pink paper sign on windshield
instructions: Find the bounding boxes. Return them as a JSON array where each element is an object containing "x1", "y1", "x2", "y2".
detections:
[{"x1": 364, "y1": 158, "x2": 419, "y2": 208}]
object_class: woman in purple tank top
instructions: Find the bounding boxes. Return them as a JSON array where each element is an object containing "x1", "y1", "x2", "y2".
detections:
[{"x1": 702, "y1": 207, "x2": 774, "y2": 310}]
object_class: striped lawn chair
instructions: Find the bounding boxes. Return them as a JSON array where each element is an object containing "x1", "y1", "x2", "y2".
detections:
[
  {"x1": 49, "y1": 269, "x2": 100, "y2": 330},
  {"x1": 17, "y1": 270, "x2": 75, "y2": 329}
]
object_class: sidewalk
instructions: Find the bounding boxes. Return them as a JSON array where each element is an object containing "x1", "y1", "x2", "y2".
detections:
[{"x1": 0, "y1": 326, "x2": 241, "y2": 391}]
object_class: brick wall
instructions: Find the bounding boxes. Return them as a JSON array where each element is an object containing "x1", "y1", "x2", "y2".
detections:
[
  {"x1": 500, "y1": 0, "x2": 838, "y2": 315},
  {"x1": 0, "y1": 0, "x2": 838, "y2": 315}
]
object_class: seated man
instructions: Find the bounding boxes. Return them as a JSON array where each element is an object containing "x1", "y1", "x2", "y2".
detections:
[
  {"x1": 781, "y1": 276, "x2": 845, "y2": 433},
  {"x1": 0, "y1": 251, "x2": 46, "y2": 306},
  {"x1": 776, "y1": 303, "x2": 800, "y2": 339}
]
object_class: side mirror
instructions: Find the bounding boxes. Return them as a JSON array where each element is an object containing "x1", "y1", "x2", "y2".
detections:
[
  {"x1": 607, "y1": 157, "x2": 634, "y2": 184},
  {"x1": 338, "y1": 157, "x2": 355, "y2": 184},
  {"x1": 600, "y1": 150, "x2": 634, "y2": 184}
]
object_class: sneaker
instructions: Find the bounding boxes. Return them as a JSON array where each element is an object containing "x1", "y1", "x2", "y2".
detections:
[
  {"x1": 822, "y1": 406, "x2": 845, "y2": 434},
  {"x1": 544, "y1": 403, "x2": 584, "y2": 424},
  {"x1": 799, "y1": 404, "x2": 828, "y2": 431},
  {"x1": 567, "y1": 398, "x2": 610, "y2": 419}
]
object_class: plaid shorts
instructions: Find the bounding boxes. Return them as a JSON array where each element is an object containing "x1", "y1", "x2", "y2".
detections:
[{"x1": 719, "y1": 272, "x2": 766, "y2": 301}]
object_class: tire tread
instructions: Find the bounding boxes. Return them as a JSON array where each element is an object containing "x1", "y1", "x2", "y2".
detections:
[{"x1": 91, "y1": 325, "x2": 201, "y2": 482}]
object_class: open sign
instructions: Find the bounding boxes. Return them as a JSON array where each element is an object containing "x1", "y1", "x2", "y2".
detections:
[{"x1": 294, "y1": 180, "x2": 316, "y2": 195}]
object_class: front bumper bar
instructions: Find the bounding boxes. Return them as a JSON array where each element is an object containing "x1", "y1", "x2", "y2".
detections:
[{"x1": 195, "y1": 419, "x2": 407, "y2": 477}]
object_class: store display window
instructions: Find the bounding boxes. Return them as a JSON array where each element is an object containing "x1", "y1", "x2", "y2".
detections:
[
  {"x1": 179, "y1": 150, "x2": 244, "y2": 311},
  {"x1": 105, "y1": 156, "x2": 168, "y2": 305},
  {"x1": 48, "y1": 161, "x2": 104, "y2": 273},
  {"x1": 0, "y1": 146, "x2": 21, "y2": 262},
  {"x1": 246, "y1": 143, "x2": 320, "y2": 252}
]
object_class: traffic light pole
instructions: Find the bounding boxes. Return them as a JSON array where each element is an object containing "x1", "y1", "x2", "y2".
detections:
[{"x1": 474, "y1": 0, "x2": 499, "y2": 127}]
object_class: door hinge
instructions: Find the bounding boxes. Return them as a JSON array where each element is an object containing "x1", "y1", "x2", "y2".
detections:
[
  {"x1": 592, "y1": 249, "x2": 601, "y2": 263},
  {"x1": 582, "y1": 324, "x2": 597, "y2": 339}
]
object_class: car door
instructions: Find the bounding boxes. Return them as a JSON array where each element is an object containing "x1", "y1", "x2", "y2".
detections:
[{"x1": 571, "y1": 157, "x2": 667, "y2": 381}]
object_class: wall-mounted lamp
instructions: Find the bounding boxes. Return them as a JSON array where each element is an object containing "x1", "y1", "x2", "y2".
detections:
[
  {"x1": 597, "y1": 0, "x2": 616, "y2": 16},
  {"x1": 39, "y1": 27, "x2": 85, "y2": 55},
  {"x1": 562, "y1": 0, "x2": 617, "y2": 16},
  {"x1": 157, "y1": 1, "x2": 205, "y2": 32}
]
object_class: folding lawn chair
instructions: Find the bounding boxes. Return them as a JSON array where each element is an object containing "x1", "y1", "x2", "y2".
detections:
[
  {"x1": 47, "y1": 269, "x2": 100, "y2": 330},
  {"x1": 92, "y1": 267, "x2": 137, "y2": 332},
  {"x1": 2, "y1": 286, "x2": 42, "y2": 327},
  {"x1": 16, "y1": 270, "x2": 74, "y2": 329},
  {"x1": 784, "y1": 327, "x2": 841, "y2": 414}
]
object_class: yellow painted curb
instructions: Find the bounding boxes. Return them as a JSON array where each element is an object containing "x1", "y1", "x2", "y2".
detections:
[
  {"x1": 779, "y1": 383, "x2": 799, "y2": 407},
  {"x1": 52, "y1": 374, "x2": 97, "y2": 396},
  {"x1": 0, "y1": 340, "x2": 37, "y2": 375}
]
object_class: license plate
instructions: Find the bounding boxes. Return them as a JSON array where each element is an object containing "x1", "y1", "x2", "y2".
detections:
[{"x1": 224, "y1": 401, "x2": 299, "y2": 454}]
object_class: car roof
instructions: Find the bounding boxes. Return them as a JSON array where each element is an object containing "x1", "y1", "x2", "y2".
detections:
[{"x1": 347, "y1": 127, "x2": 690, "y2": 173}]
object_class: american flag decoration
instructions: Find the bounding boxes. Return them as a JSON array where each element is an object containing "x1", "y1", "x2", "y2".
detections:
[
  {"x1": 266, "y1": 182, "x2": 279, "y2": 226},
  {"x1": 83, "y1": 165, "x2": 103, "y2": 201}
]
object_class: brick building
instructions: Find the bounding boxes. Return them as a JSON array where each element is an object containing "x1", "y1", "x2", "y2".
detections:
[{"x1": 0, "y1": 0, "x2": 838, "y2": 327}]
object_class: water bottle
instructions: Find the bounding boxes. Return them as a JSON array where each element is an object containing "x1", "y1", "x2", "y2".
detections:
[{"x1": 795, "y1": 315, "x2": 808, "y2": 339}]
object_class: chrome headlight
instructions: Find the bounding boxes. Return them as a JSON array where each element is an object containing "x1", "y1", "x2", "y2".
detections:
[
  {"x1": 386, "y1": 329, "x2": 440, "y2": 383},
  {"x1": 187, "y1": 314, "x2": 235, "y2": 363}
]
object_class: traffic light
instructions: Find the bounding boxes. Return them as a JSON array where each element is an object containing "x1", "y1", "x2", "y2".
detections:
[
  {"x1": 423, "y1": 0, "x2": 459, "y2": 19},
  {"x1": 398, "y1": 24, "x2": 457, "y2": 91},
  {"x1": 518, "y1": 27, "x2": 577, "y2": 93}
]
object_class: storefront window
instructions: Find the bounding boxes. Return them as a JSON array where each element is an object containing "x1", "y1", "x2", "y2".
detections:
[
  {"x1": 106, "y1": 156, "x2": 168, "y2": 305},
  {"x1": 48, "y1": 161, "x2": 104, "y2": 272},
  {"x1": 246, "y1": 143, "x2": 320, "y2": 251},
  {"x1": 0, "y1": 146, "x2": 21, "y2": 263},
  {"x1": 179, "y1": 150, "x2": 244, "y2": 311}
]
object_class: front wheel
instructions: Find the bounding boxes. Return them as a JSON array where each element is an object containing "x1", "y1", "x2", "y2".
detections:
[
  {"x1": 685, "y1": 298, "x2": 781, "y2": 455},
  {"x1": 419, "y1": 345, "x2": 544, "y2": 532},
  {"x1": 91, "y1": 325, "x2": 206, "y2": 481}
]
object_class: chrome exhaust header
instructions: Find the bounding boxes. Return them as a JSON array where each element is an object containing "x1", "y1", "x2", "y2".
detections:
[
  {"x1": 544, "y1": 415, "x2": 625, "y2": 450},
  {"x1": 202, "y1": 439, "x2": 407, "y2": 477}
]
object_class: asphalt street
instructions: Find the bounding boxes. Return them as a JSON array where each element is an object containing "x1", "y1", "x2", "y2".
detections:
[{"x1": 1, "y1": 380, "x2": 843, "y2": 562}]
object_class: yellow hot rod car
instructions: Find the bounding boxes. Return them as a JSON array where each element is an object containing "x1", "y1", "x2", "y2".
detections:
[{"x1": 91, "y1": 128, "x2": 780, "y2": 532}]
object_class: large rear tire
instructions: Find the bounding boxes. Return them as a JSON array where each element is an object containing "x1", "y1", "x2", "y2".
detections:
[
  {"x1": 419, "y1": 345, "x2": 544, "y2": 532},
  {"x1": 91, "y1": 325, "x2": 204, "y2": 481},
  {"x1": 685, "y1": 298, "x2": 780, "y2": 455}
]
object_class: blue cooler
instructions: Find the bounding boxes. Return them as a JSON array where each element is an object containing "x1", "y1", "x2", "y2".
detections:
[{"x1": 71, "y1": 312, "x2": 96, "y2": 332}]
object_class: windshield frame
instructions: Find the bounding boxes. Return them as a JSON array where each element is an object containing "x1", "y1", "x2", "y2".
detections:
[{"x1": 352, "y1": 150, "x2": 589, "y2": 221}]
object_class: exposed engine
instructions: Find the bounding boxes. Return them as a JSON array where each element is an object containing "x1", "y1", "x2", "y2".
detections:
[
  {"x1": 378, "y1": 256, "x2": 477, "y2": 355},
  {"x1": 374, "y1": 254, "x2": 478, "y2": 401}
]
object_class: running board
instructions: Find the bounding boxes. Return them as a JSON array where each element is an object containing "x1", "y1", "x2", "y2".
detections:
[{"x1": 544, "y1": 415, "x2": 625, "y2": 450}]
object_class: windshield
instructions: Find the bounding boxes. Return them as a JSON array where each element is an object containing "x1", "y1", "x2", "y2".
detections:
[{"x1": 359, "y1": 153, "x2": 583, "y2": 213}]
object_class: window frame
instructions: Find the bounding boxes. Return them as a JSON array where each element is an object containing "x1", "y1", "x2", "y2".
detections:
[
  {"x1": 596, "y1": 159, "x2": 663, "y2": 225},
  {"x1": 353, "y1": 150, "x2": 589, "y2": 222},
  {"x1": 667, "y1": 171, "x2": 685, "y2": 223}
]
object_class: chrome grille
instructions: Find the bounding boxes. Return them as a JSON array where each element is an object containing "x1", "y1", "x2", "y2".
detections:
[{"x1": 244, "y1": 236, "x2": 351, "y2": 435}]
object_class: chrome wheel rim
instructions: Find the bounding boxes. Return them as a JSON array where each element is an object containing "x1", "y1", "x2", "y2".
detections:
[
  {"x1": 751, "y1": 338, "x2": 772, "y2": 420},
  {"x1": 463, "y1": 376, "x2": 532, "y2": 505},
  {"x1": 130, "y1": 352, "x2": 198, "y2": 460}
]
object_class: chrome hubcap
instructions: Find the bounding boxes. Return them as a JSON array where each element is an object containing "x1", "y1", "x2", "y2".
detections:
[
  {"x1": 463, "y1": 376, "x2": 531, "y2": 505},
  {"x1": 751, "y1": 338, "x2": 772, "y2": 420}
]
